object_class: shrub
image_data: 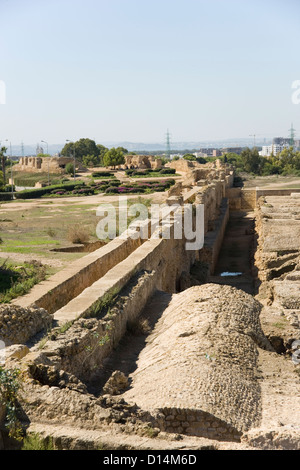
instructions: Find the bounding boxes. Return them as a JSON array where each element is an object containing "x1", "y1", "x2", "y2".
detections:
[
  {"x1": 105, "y1": 187, "x2": 119, "y2": 194},
  {"x1": 106, "y1": 180, "x2": 120, "y2": 187},
  {"x1": 22, "y1": 433, "x2": 54, "y2": 450},
  {"x1": 91, "y1": 171, "x2": 114, "y2": 178},
  {"x1": 159, "y1": 168, "x2": 176, "y2": 174},
  {"x1": 0, "y1": 366, "x2": 22, "y2": 439},
  {"x1": 65, "y1": 162, "x2": 74, "y2": 175},
  {"x1": 15, "y1": 182, "x2": 85, "y2": 199},
  {"x1": 67, "y1": 224, "x2": 90, "y2": 244},
  {"x1": 0, "y1": 192, "x2": 13, "y2": 201},
  {"x1": 4, "y1": 185, "x2": 15, "y2": 192}
]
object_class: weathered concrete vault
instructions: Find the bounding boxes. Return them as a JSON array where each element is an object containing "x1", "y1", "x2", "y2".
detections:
[{"x1": 123, "y1": 284, "x2": 272, "y2": 440}]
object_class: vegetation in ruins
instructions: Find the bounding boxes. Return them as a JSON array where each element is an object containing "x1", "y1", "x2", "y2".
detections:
[
  {"x1": 67, "y1": 224, "x2": 90, "y2": 245},
  {"x1": 21, "y1": 432, "x2": 54, "y2": 450},
  {"x1": 87, "y1": 288, "x2": 120, "y2": 319},
  {"x1": 0, "y1": 366, "x2": 23, "y2": 440},
  {"x1": 0, "y1": 259, "x2": 47, "y2": 303},
  {"x1": 12, "y1": 177, "x2": 175, "y2": 200}
]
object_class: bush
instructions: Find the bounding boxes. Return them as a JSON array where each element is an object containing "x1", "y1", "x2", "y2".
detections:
[
  {"x1": 105, "y1": 187, "x2": 119, "y2": 193},
  {"x1": 15, "y1": 182, "x2": 85, "y2": 199},
  {"x1": 65, "y1": 162, "x2": 74, "y2": 175},
  {"x1": 92, "y1": 171, "x2": 114, "y2": 178},
  {"x1": 159, "y1": 168, "x2": 176, "y2": 174},
  {"x1": 67, "y1": 224, "x2": 90, "y2": 244},
  {"x1": 0, "y1": 192, "x2": 13, "y2": 201},
  {"x1": 4, "y1": 185, "x2": 15, "y2": 192}
]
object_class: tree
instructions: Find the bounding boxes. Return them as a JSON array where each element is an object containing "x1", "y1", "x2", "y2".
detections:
[
  {"x1": 82, "y1": 154, "x2": 100, "y2": 167},
  {"x1": 97, "y1": 144, "x2": 109, "y2": 166},
  {"x1": 240, "y1": 147, "x2": 263, "y2": 174},
  {"x1": 196, "y1": 157, "x2": 207, "y2": 164},
  {"x1": 0, "y1": 170, "x2": 5, "y2": 191},
  {"x1": 103, "y1": 148, "x2": 125, "y2": 169},
  {"x1": 0, "y1": 146, "x2": 7, "y2": 182},
  {"x1": 61, "y1": 138, "x2": 100, "y2": 162},
  {"x1": 183, "y1": 154, "x2": 196, "y2": 161},
  {"x1": 115, "y1": 146, "x2": 128, "y2": 154}
]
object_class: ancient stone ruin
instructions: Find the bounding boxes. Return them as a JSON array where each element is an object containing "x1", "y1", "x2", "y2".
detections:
[
  {"x1": 122, "y1": 154, "x2": 162, "y2": 170},
  {"x1": 0, "y1": 160, "x2": 299, "y2": 450},
  {"x1": 14, "y1": 156, "x2": 85, "y2": 174}
]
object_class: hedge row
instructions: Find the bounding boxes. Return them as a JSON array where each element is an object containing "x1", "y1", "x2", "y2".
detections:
[
  {"x1": 125, "y1": 168, "x2": 176, "y2": 176},
  {"x1": 0, "y1": 192, "x2": 14, "y2": 201},
  {"x1": 91, "y1": 171, "x2": 114, "y2": 178},
  {"x1": 15, "y1": 182, "x2": 85, "y2": 199},
  {"x1": 105, "y1": 179, "x2": 175, "y2": 194}
]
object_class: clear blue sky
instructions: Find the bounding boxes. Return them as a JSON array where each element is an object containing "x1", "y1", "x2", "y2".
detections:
[{"x1": 1, "y1": 0, "x2": 300, "y2": 146}]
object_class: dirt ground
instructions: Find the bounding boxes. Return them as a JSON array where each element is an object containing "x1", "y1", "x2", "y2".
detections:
[
  {"x1": 0, "y1": 191, "x2": 168, "y2": 271},
  {"x1": 242, "y1": 174, "x2": 300, "y2": 189}
]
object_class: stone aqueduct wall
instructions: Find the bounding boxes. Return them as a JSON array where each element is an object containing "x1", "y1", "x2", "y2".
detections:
[
  {"x1": 226, "y1": 187, "x2": 300, "y2": 211},
  {"x1": 5, "y1": 167, "x2": 234, "y2": 366},
  {"x1": 13, "y1": 235, "x2": 143, "y2": 315}
]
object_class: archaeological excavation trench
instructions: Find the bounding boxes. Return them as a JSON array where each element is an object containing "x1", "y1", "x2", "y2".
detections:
[{"x1": 1, "y1": 162, "x2": 300, "y2": 450}]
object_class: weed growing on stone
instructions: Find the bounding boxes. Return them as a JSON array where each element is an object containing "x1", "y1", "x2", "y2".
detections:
[
  {"x1": 0, "y1": 366, "x2": 23, "y2": 440},
  {"x1": 0, "y1": 259, "x2": 47, "y2": 303},
  {"x1": 21, "y1": 432, "x2": 55, "y2": 450},
  {"x1": 87, "y1": 288, "x2": 119, "y2": 319}
]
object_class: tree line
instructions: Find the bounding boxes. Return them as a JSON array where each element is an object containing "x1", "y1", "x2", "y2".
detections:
[{"x1": 221, "y1": 147, "x2": 300, "y2": 176}]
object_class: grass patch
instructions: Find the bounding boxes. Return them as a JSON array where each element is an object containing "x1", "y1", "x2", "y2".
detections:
[
  {"x1": 21, "y1": 433, "x2": 55, "y2": 450},
  {"x1": 87, "y1": 288, "x2": 120, "y2": 319},
  {"x1": 0, "y1": 259, "x2": 47, "y2": 303},
  {"x1": 13, "y1": 171, "x2": 64, "y2": 187},
  {"x1": 272, "y1": 321, "x2": 287, "y2": 330}
]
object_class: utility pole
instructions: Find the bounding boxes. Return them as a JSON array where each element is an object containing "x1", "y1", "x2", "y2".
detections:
[
  {"x1": 249, "y1": 134, "x2": 256, "y2": 148},
  {"x1": 165, "y1": 129, "x2": 171, "y2": 159},
  {"x1": 66, "y1": 140, "x2": 76, "y2": 181},
  {"x1": 41, "y1": 140, "x2": 50, "y2": 185},
  {"x1": 289, "y1": 123, "x2": 296, "y2": 147},
  {"x1": 5, "y1": 140, "x2": 14, "y2": 198}
]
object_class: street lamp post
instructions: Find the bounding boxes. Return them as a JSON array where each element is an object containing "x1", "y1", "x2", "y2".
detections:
[
  {"x1": 41, "y1": 140, "x2": 50, "y2": 185},
  {"x1": 5, "y1": 140, "x2": 13, "y2": 198},
  {"x1": 66, "y1": 140, "x2": 76, "y2": 181}
]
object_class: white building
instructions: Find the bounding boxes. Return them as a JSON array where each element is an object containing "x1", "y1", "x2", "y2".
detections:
[{"x1": 259, "y1": 144, "x2": 288, "y2": 157}]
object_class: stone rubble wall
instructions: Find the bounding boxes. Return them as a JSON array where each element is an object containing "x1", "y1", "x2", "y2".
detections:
[
  {"x1": 0, "y1": 305, "x2": 52, "y2": 345},
  {"x1": 38, "y1": 270, "x2": 158, "y2": 381},
  {"x1": 158, "y1": 407, "x2": 242, "y2": 442}
]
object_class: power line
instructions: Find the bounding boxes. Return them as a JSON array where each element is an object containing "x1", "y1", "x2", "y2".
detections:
[
  {"x1": 289, "y1": 123, "x2": 296, "y2": 146},
  {"x1": 165, "y1": 129, "x2": 171, "y2": 159}
]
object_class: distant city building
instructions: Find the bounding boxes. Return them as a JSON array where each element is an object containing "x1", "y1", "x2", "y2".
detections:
[
  {"x1": 273, "y1": 137, "x2": 291, "y2": 146},
  {"x1": 194, "y1": 148, "x2": 222, "y2": 158},
  {"x1": 259, "y1": 144, "x2": 287, "y2": 157},
  {"x1": 272, "y1": 137, "x2": 300, "y2": 150},
  {"x1": 221, "y1": 147, "x2": 244, "y2": 155}
]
